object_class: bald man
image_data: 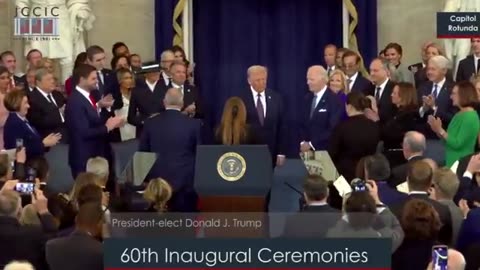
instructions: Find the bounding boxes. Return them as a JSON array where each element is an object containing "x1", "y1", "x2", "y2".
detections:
[
  {"x1": 139, "y1": 88, "x2": 201, "y2": 211},
  {"x1": 239, "y1": 65, "x2": 287, "y2": 167},
  {"x1": 300, "y1": 66, "x2": 342, "y2": 152},
  {"x1": 367, "y1": 58, "x2": 397, "y2": 123}
]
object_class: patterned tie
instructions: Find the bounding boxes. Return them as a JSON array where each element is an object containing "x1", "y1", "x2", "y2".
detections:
[
  {"x1": 432, "y1": 84, "x2": 438, "y2": 98},
  {"x1": 256, "y1": 94, "x2": 264, "y2": 126},
  {"x1": 375, "y1": 87, "x2": 381, "y2": 102},
  {"x1": 310, "y1": 95, "x2": 318, "y2": 118}
]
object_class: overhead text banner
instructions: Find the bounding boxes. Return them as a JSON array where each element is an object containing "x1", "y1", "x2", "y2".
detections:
[
  {"x1": 104, "y1": 238, "x2": 391, "y2": 269},
  {"x1": 437, "y1": 12, "x2": 480, "y2": 38}
]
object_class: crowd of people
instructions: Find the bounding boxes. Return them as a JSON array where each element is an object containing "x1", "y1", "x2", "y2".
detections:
[{"x1": 0, "y1": 37, "x2": 479, "y2": 269}]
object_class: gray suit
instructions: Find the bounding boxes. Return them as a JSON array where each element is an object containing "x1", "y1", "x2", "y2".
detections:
[
  {"x1": 326, "y1": 208, "x2": 404, "y2": 252},
  {"x1": 46, "y1": 231, "x2": 103, "y2": 270},
  {"x1": 439, "y1": 200, "x2": 464, "y2": 245},
  {"x1": 391, "y1": 63, "x2": 415, "y2": 86}
]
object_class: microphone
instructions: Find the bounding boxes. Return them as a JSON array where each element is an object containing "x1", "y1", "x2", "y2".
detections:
[{"x1": 283, "y1": 182, "x2": 306, "y2": 211}]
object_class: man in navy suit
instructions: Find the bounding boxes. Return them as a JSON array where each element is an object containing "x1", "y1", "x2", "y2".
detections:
[
  {"x1": 239, "y1": 65, "x2": 287, "y2": 166},
  {"x1": 300, "y1": 65, "x2": 342, "y2": 152},
  {"x1": 366, "y1": 58, "x2": 397, "y2": 124},
  {"x1": 65, "y1": 64, "x2": 124, "y2": 178},
  {"x1": 342, "y1": 50, "x2": 371, "y2": 94},
  {"x1": 139, "y1": 88, "x2": 201, "y2": 212},
  {"x1": 169, "y1": 62, "x2": 203, "y2": 118},
  {"x1": 456, "y1": 38, "x2": 480, "y2": 82},
  {"x1": 419, "y1": 55, "x2": 457, "y2": 165}
]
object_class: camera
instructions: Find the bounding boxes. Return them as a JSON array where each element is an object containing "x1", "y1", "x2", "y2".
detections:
[{"x1": 351, "y1": 178, "x2": 367, "y2": 192}]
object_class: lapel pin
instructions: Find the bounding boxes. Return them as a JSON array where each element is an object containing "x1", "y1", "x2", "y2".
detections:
[
  {"x1": 268, "y1": 96, "x2": 271, "y2": 99},
  {"x1": 187, "y1": 89, "x2": 191, "y2": 93}
]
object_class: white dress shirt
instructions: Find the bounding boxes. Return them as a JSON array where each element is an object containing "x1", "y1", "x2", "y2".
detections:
[
  {"x1": 114, "y1": 95, "x2": 136, "y2": 141},
  {"x1": 374, "y1": 78, "x2": 389, "y2": 99},
  {"x1": 250, "y1": 86, "x2": 266, "y2": 117},
  {"x1": 313, "y1": 85, "x2": 327, "y2": 108},
  {"x1": 347, "y1": 72, "x2": 359, "y2": 91},
  {"x1": 37, "y1": 87, "x2": 64, "y2": 122},
  {"x1": 146, "y1": 80, "x2": 157, "y2": 92},
  {"x1": 161, "y1": 72, "x2": 170, "y2": 86},
  {"x1": 97, "y1": 70, "x2": 104, "y2": 85},
  {"x1": 475, "y1": 55, "x2": 480, "y2": 73}
]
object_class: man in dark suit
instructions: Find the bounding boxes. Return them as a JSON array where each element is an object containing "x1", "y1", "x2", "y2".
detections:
[
  {"x1": 324, "y1": 44, "x2": 337, "y2": 77},
  {"x1": 300, "y1": 65, "x2": 342, "y2": 152},
  {"x1": 139, "y1": 88, "x2": 201, "y2": 212},
  {"x1": 390, "y1": 131, "x2": 426, "y2": 187},
  {"x1": 65, "y1": 64, "x2": 124, "y2": 178},
  {"x1": 343, "y1": 50, "x2": 372, "y2": 94},
  {"x1": 0, "y1": 50, "x2": 27, "y2": 89},
  {"x1": 364, "y1": 154, "x2": 407, "y2": 206},
  {"x1": 46, "y1": 202, "x2": 103, "y2": 270},
  {"x1": 169, "y1": 61, "x2": 203, "y2": 118},
  {"x1": 419, "y1": 55, "x2": 457, "y2": 165},
  {"x1": 0, "y1": 190, "x2": 50, "y2": 270},
  {"x1": 159, "y1": 50, "x2": 175, "y2": 87},
  {"x1": 454, "y1": 153, "x2": 480, "y2": 206},
  {"x1": 239, "y1": 65, "x2": 287, "y2": 167},
  {"x1": 390, "y1": 160, "x2": 453, "y2": 246},
  {"x1": 27, "y1": 68, "x2": 67, "y2": 143},
  {"x1": 456, "y1": 38, "x2": 480, "y2": 82},
  {"x1": 127, "y1": 63, "x2": 167, "y2": 137},
  {"x1": 367, "y1": 58, "x2": 397, "y2": 123},
  {"x1": 283, "y1": 175, "x2": 340, "y2": 237}
]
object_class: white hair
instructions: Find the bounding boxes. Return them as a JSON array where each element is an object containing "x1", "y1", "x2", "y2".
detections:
[
  {"x1": 429, "y1": 55, "x2": 450, "y2": 70},
  {"x1": 164, "y1": 87, "x2": 184, "y2": 108},
  {"x1": 247, "y1": 65, "x2": 268, "y2": 77},
  {"x1": 307, "y1": 65, "x2": 328, "y2": 82},
  {"x1": 86, "y1": 157, "x2": 109, "y2": 180},
  {"x1": 160, "y1": 50, "x2": 174, "y2": 61},
  {"x1": 3, "y1": 261, "x2": 35, "y2": 270}
]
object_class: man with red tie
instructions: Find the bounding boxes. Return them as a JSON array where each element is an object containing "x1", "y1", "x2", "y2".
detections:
[{"x1": 65, "y1": 64, "x2": 124, "y2": 178}]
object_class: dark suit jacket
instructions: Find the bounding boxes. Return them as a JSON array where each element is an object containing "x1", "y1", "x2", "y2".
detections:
[
  {"x1": 366, "y1": 79, "x2": 397, "y2": 123},
  {"x1": 328, "y1": 114, "x2": 380, "y2": 181},
  {"x1": 283, "y1": 204, "x2": 340, "y2": 237},
  {"x1": 392, "y1": 238, "x2": 436, "y2": 270},
  {"x1": 0, "y1": 216, "x2": 49, "y2": 270},
  {"x1": 4, "y1": 112, "x2": 45, "y2": 160},
  {"x1": 46, "y1": 230, "x2": 103, "y2": 270},
  {"x1": 456, "y1": 55, "x2": 477, "y2": 82},
  {"x1": 139, "y1": 110, "x2": 201, "y2": 211},
  {"x1": 27, "y1": 88, "x2": 66, "y2": 140},
  {"x1": 418, "y1": 80, "x2": 457, "y2": 139},
  {"x1": 382, "y1": 108, "x2": 421, "y2": 150},
  {"x1": 391, "y1": 193, "x2": 453, "y2": 246},
  {"x1": 389, "y1": 155, "x2": 425, "y2": 187},
  {"x1": 127, "y1": 80, "x2": 167, "y2": 137},
  {"x1": 464, "y1": 242, "x2": 480, "y2": 270},
  {"x1": 65, "y1": 89, "x2": 108, "y2": 178},
  {"x1": 239, "y1": 89, "x2": 287, "y2": 159},
  {"x1": 169, "y1": 82, "x2": 204, "y2": 119},
  {"x1": 103, "y1": 70, "x2": 125, "y2": 142},
  {"x1": 456, "y1": 208, "x2": 480, "y2": 252},
  {"x1": 377, "y1": 181, "x2": 408, "y2": 206},
  {"x1": 14, "y1": 75, "x2": 28, "y2": 90},
  {"x1": 414, "y1": 67, "x2": 454, "y2": 89},
  {"x1": 350, "y1": 73, "x2": 372, "y2": 94},
  {"x1": 300, "y1": 89, "x2": 343, "y2": 150}
]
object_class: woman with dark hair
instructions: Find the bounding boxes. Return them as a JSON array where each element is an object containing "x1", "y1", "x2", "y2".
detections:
[
  {"x1": 171, "y1": 45, "x2": 186, "y2": 62},
  {"x1": 428, "y1": 81, "x2": 480, "y2": 166},
  {"x1": 392, "y1": 199, "x2": 442, "y2": 270},
  {"x1": 329, "y1": 92, "x2": 380, "y2": 181},
  {"x1": 0, "y1": 66, "x2": 11, "y2": 149},
  {"x1": 215, "y1": 97, "x2": 259, "y2": 145},
  {"x1": 378, "y1": 82, "x2": 421, "y2": 167},
  {"x1": 64, "y1": 52, "x2": 87, "y2": 96},
  {"x1": 110, "y1": 55, "x2": 130, "y2": 70},
  {"x1": 384, "y1": 42, "x2": 414, "y2": 84}
]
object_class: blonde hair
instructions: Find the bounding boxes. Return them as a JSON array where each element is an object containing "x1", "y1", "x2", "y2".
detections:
[
  {"x1": 86, "y1": 156, "x2": 109, "y2": 185},
  {"x1": 19, "y1": 204, "x2": 41, "y2": 226},
  {"x1": 433, "y1": 167, "x2": 459, "y2": 199},
  {"x1": 217, "y1": 97, "x2": 248, "y2": 145},
  {"x1": 68, "y1": 172, "x2": 104, "y2": 204},
  {"x1": 143, "y1": 178, "x2": 172, "y2": 212},
  {"x1": 329, "y1": 69, "x2": 350, "y2": 94}
]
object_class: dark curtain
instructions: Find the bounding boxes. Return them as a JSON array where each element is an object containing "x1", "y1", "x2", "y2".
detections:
[
  {"x1": 154, "y1": 0, "x2": 177, "y2": 59},
  {"x1": 193, "y1": 0, "x2": 343, "y2": 156},
  {"x1": 353, "y1": 0, "x2": 378, "y2": 67}
]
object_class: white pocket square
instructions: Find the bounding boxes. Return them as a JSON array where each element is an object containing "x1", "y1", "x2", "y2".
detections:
[{"x1": 318, "y1": 109, "x2": 327, "y2": 112}]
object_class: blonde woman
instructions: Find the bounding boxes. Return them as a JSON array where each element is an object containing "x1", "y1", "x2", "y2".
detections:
[
  {"x1": 329, "y1": 69, "x2": 349, "y2": 120},
  {"x1": 143, "y1": 178, "x2": 173, "y2": 212}
]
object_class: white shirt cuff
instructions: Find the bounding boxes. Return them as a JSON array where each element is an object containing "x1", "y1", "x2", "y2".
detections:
[
  {"x1": 463, "y1": 171, "x2": 473, "y2": 179},
  {"x1": 277, "y1": 155, "x2": 285, "y2": 158},
  {"x1": 300, "y1": 141, "x2": 316, "y2": 151},
  {"x1": 419, "y1": 107, "x2": 425, "y2": 117}
]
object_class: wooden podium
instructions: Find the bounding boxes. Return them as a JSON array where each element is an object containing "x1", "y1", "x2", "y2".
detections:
[{"x1": 194, "y1": 145, "x2": 272, "y2": 237}]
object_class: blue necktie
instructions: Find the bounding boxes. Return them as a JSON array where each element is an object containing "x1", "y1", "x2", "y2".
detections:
[{"x1": 432, "y1": 84, "x2": 438, "y2": 98}]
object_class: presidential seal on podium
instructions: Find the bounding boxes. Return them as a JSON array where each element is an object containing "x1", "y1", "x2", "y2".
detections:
[{"x1": 217, "y1": 152, "x2": 246, "y2": 182}]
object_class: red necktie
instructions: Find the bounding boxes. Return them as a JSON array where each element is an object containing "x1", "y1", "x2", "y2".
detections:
[{"x1": 89, "y1": 94, "x2": 97, "y2": 110}]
